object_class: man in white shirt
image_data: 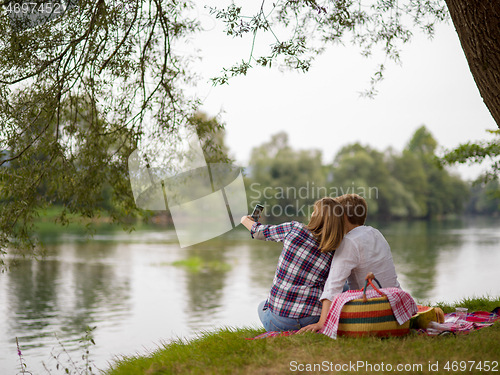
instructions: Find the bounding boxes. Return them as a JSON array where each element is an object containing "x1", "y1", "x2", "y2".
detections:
[{"x1": 298, "y1": 193, "x2": 401, "y2": 333}]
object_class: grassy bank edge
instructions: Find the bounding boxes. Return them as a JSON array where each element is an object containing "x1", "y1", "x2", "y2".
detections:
[{"x1": 105, "y1": 296, "x2": 500, "y2": 375}]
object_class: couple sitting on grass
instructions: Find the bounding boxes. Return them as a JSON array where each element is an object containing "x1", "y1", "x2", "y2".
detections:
[{"x1": 240, "y1": 194, "x2": 400, "y2": 333}]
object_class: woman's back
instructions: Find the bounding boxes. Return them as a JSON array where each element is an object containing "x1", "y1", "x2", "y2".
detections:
[{"x1": 253, "y1": 221, "x2": 333, "y2": 318}]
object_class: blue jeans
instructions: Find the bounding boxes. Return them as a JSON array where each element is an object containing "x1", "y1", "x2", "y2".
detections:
[
  {"x1": 258, "y1": 283, "x2": 349, "y2": 332},
  {"x1": 343, "y1": 281, "x2": 350, "y2": 293},
  {"x1": 257, "y1": 300, "x2": 320, "y2": 332}
]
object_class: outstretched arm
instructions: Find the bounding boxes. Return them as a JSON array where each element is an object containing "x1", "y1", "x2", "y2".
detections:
[
  {"x1": 241, "y1": 216, "x2": 295, "y2": 242},
  {"x1": 240, "y1": 215, "x2": 255, "y2": 231}
]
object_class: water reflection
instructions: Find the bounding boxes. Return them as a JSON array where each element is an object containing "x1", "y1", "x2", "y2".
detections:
[
  {"x1": 3, "y1": 238, "x2": 132, "y2": 359},
  {"x1": 183, "y1": 241, "x2": 231, "y2": 326},
  {"x1": 375, "y1": 220, "x2": 464, "y2": 299},
  {"x1": 248, "y1": 242, "x2": 282, "y2": 290},
  {"x1": 60, "y1": 243, "x2": 131, "y2": 334},
  {"x1": 376, "y1": 218, "x2": 500, "y2": 300},
  {"x1": 6, "y1": 256, "x2": 61, "y2": 343}
]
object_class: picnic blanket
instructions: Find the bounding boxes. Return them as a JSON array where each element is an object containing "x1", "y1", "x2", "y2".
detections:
[
  {"x1": 246, "y1": 308, "x2": 500, "y2": 340},
  {"x1": 419, "y1": 309, "x2": 500, "y2": 336}
]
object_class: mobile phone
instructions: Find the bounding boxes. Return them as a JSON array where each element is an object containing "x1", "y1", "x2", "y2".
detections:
[{"x1": 251, "y1": 204, "x2": 264, "y2": 222}]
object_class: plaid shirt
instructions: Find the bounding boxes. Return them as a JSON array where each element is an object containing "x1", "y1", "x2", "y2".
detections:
[{"x1": 251, "y1": 221, "x2": 334, "y2": 318}]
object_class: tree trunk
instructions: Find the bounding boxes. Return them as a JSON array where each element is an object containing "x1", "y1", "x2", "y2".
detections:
[{"x1": 445, "y1": 0, "x2": 500, "y2": 128}]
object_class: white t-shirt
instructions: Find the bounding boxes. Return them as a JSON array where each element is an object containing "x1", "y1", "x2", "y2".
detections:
[{"x1": 320, "y1": 226, "x2": 400, "y2": 301}]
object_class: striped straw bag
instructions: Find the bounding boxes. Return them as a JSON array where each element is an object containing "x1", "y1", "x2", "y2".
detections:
[{"x1": 338, "y1": 274, "x2": 410, "y2": 337}]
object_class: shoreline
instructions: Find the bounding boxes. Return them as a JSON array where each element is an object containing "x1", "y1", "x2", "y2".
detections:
[{"x1": 105, "y1": 296, "x2": 500, "y2": 375}]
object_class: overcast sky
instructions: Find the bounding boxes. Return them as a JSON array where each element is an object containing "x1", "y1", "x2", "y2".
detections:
[{"x1": 182, "y1": 2, "x2": 498, "y2": 181}]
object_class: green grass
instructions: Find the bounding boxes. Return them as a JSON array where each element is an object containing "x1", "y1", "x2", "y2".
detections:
[
  {"x1": 35, "y1": 205, "x2": 77, "y2": 221},
  {"x1": 433, "y1": 295, "x2": 500, "y2": 314},
  {"x1": 106, "y1": 296, "x2": 500, "y2": 375},
  {"x1": 35, "y1": 204, "x2": 110, "y2": 223}
]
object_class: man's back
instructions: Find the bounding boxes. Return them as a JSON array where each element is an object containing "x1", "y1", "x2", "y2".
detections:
[
  {"x1": 343, "y1": 226, "x2": 400, "y2": 290},
  {"x1": 320, "y1": 225, "x2": 400, "y2": 301}
]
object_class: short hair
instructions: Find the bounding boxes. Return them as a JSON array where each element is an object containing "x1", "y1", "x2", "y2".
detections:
[
  {"x1": 337, "y1": 194, "x2": 367, "y2": 226},
  {"x1": 306, "y1": 197, "x2": 345, "y2": 253}
]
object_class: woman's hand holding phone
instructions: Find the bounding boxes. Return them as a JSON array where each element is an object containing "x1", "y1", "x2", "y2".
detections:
[
  {"x1": 251, "y1": 204, "x2": 264, "y2": 222},
  {"x1": 242, "y1": 204, "x2": 264, "y2": 232},
  {"x1": 241, "y1": 215, "x2": 255, "y2": 231}
]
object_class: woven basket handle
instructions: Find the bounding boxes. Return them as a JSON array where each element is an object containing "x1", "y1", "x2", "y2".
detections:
[{"x1": 361, "y1": 272, "x2": 385, "y2": 302}]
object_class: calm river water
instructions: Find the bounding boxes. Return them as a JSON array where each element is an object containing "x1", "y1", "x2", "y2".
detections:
[{"x1": 1, "y1": 216, "x2": 499, "y2": 373}]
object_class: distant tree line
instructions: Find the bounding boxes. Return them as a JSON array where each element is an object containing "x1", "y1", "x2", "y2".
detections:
[
  {"x1": 245, "y1": 126, "x2": 499, "y2": 222},
  {"x1": 4, "y1": 116, "x2": 494, "y2": 227}
]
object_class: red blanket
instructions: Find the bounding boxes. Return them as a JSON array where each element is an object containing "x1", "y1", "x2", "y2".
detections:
[{"x1": 420, "y1": 310, "x2": 500, "y2": 335}]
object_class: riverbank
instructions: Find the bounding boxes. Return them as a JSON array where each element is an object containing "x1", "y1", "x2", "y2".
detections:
[
  {"x1": 35, "y1": 205, "x2": 173, "y2": 225},
  {"x1": 106, "y1": 296, "x2": 500, "y2": 375}
]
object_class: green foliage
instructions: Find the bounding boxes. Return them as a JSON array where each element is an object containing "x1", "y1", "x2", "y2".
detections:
[
  {"x1": 0, "y1": 0, "x2": 202, "y2": 261},
  {"x1": 406, "y1": 126, "x2": 470, "y2": 218},
  {"x1": 247, "y1": 126, "x2": 474, "y2": 221},
  {"x1": 441, "y1": 130, "x2": 500, "y2": 182},
  {"x1": 393, "y1": 126, "x2": 468, "y2": 218},
  {"x1": 0, "y1": 0, "x2": 494, "y2": 262},
  {"x1": 408, "y1": 126, "x2": 438, "y2": 155},
  {"x1": 247, "y1": 132, "x2": 325, "y2": 220},
  {"x1": 208, "y1": 0, "x2": 449, "y2": 96},
  {"x1": 191, "y1": 112, "x2": 233, "y2": 165},
  {"x1": 391, "y1": 150, "x2": 428, "y2": 216},
  {"x1": 440, "y1": 129, "x2": 500, "y2": 213},
  {"x1": 16, "y1": 326, "x2": 98, "y2": 374},
  {"x1": 0, "y1": 94, "x2": 140, "y2": 263},
  {"x1": 331, "y1": 143, "x2": 422, "y2": 218},
  {"x1": 465, "y1": 179, "x2": 500, "y2": 214}
]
